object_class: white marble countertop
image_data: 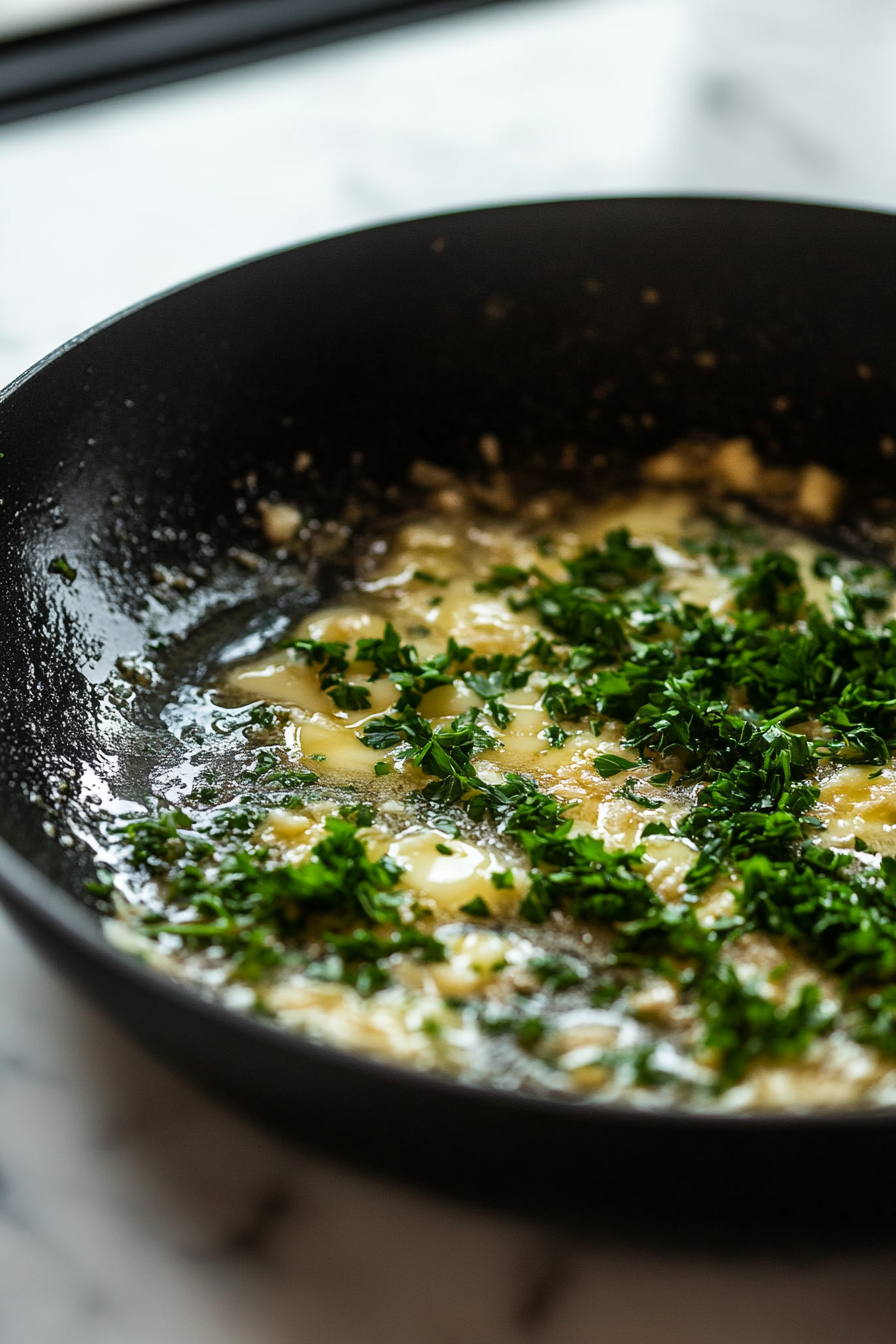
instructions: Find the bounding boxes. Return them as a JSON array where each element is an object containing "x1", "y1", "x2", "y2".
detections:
[{"x1": 5, "y1": 1, "x2": 896, "y2": 1338}]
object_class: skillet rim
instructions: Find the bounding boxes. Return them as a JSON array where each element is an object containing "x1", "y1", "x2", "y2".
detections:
[
  {"x1": 4, "y1": 192, "x2": 896, "y2": 1134},
  {"x1": 5, "y1": 188, "x2": 896, "y2": 403}
]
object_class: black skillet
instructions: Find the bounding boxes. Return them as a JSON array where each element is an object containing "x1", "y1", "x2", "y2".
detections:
[{"x1": 4, "y1": 197, "x2": 896, "y2": 1249}]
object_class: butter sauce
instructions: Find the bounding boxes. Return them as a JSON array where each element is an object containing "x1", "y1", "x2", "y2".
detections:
[{"x1": 101, "y1": 482, "x2": 896, "y2": 1111}]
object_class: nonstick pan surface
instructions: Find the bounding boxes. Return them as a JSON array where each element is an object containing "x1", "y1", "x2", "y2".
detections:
[{"x1": 4, "y1": 197, "x2": 896, "y2": 1248}]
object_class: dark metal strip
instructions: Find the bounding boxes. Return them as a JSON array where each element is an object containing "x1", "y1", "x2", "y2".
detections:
[{"x1": 0, "y1": 0, "x2": 506, "y2": 126}]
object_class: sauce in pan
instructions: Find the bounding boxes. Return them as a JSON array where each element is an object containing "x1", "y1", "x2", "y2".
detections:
[{"x1": 99, "y1": 445, "x2": 896, "y2": 1111}]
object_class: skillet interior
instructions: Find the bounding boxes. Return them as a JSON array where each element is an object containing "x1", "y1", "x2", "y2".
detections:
[{"x1": 4, "y1": 197, "x2": 896, "y2": 1247}]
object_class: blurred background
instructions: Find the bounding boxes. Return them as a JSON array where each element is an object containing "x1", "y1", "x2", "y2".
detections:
[
  {"x1": 0, "y1": 0, "x2": 150, "y2": 31},
  {"x1": 3, "y1": 2, "x2": 896, "y2": 1341},
  {"x1": 4, "y1": 0, "x2": 896, "y2": 393}
]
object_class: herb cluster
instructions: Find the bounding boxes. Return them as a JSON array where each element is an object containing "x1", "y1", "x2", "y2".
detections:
[{"x1": 110, "y1": 521, "x2": 896, "y2": 1094}]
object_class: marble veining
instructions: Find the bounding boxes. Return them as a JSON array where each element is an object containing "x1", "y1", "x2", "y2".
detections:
[
  {"x1": 6, "y1": 0, "x2": 896, "y2": 1337},
  {"x1": 4, "y1": 916, "x2": 896, "y2": 1344}
]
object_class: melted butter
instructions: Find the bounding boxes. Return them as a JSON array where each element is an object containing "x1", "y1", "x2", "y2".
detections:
[
  {"x1": 226, "y1": 497, "x2": 891, "y2": 919},
  {"x1": 570, "y1": 489, "x2": 698, "y2": 548},
  {"x1": 150, "y1": 487, "x2": 896, "y2": 1110},
  {"x1": 389, "y1": 829, "x2": 524, "y2": 918},
  {"x1": 300, "y1": 606, "x2": 387, "y2": 644},
  {"x1": 230, "y1": 502, "x2": 844, "y2": 913},
  {"x1": 719, "y1": 1034, "x2": 887, "y2": 1111},
  {"x1": 230, "y1": 655, "x2": 334, "y2": 714},
  {"x1": 266, "y1": 976, "x2": 465, "y2": 1068},
  {"x1": 424, "y1": 929, "x2": 515, "y2": 997},
  {"x1": 259, "y1": 806, "x2": 334, "y2": 862},
  {"x1": 638, "y1": 835, "x2": 700, "y2": 904},
  {"x1": 230, "y1": 654, "x2": 398, "y2": 720},
  {"x1": 425, "y1": 585, "x2": 540, "y2": 657},
  {"x1": 694, "y1": 882, "x2": 739, "y2": 926},
  {"x1": 416, "y1": 681, "x2": 479, "y2": 719},
  {"x1": 515, "y1": 724, "x2": 627, "y2": 781},
  {"x1": 284, "y1": 716, "x2": 395, "y2": 776},
  {"x1": 814, "y1": 764, "x2": 896, "y2": 854},
  {"x1": 261, "y1": 805, "x2": 393, "y2": 865}
]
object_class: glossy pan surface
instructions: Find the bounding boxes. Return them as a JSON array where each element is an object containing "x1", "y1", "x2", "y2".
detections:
[{"x1": 4, "y1": 197, "x2": 896, "y2": 1246}]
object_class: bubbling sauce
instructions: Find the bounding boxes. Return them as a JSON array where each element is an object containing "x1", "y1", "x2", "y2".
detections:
[{"x1": 101, "y1": 478, "x2": 896, "y2": 1111}]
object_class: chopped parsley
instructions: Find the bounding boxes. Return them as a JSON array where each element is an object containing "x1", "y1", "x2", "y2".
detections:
[
  {"x1": 460, "y1": 896, "x2": 491, "y2": 917},
  {"x1": 593, "y1": 753, "x2": 635, "y2": 778},
  {"x1": 311, "y1": 927, "x2": 446, "y2": 996},
  {"x1": 699, "y1": 965, "x2": 833, "y2": 1091},
  {"x1": 108, "y1": 514, "x2": 896, "y2": 1100},
  {"x1": 49, "y1": 554, "x2": 77, "y2": 583}
]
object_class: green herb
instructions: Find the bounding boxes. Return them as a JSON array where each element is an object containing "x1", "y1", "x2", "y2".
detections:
[
  {"x1": 460, "y1": 896, "x2": 490, "y2": 917},
  {"x1": 615, "y1": 777, "x2": 664, "y2": 810},
  {"x1": 310, "y1": 926, "x2": 446, "y2": 996},
  {"x1": 85, "y1": 870, "x2": 114, "y2": 900},
  {"x1": 855, "y1": 986, "x2": 896, "y2": 1055},
  {"x1": 123, "y1": 812, "x2": 408, "y2": 978},
  {"x1": 516, "y1": 1017, "x2": 546, "y2": 1049},
  {"x1": 282, "y1": 637, "x2": 348, "y2": 669},
  {"x1": 113, "y1": 515, "x2": 896, "y2": 1094},
  {"x1": 338, "y1": 802, "x2": 376, "y2": 826},
  {"x1": 327, "y1": 681, "x2": 374, "y2": 711},
  {"x1": 529, "y1": 953, "x2": 587, "y2": 991},
  {"x1": 674, "y1": 716, "x2": 820, "y2": 889},
  {"x1": 49, "y1": 554, "x2": 77, "y2": 583},
  {"x1": 213, "y1": 701, "x2": 279, "y2": 735},
  {"x1": 116, "y1": 809, "x2": 213, "y2": 869},
  {"x1": 474, "y1": 565, "x2": 530, "y2": 592},
  {"x1": 524, "y1": 634, "x2": 561, "y2": 667},
  {"x1": 733, "y1": 551, "x2": 805, "y2": 623},
  {"x1": 361, "y1": 706, "x2": 497, "y2": 803},
  {"x1": 814, "y1": 552, "x2": 894, "y2": 625},
  {"x1": 737, "y1": 849, "x2": 896, "y2": 982},
  {"x1": 699, "y1": 965, "x2": 833, "y2": 1090},
  {"x1": 248, "y1": 748, "x2": 280, "y2": 777},
  {"x1": 464, "y1": 657, "x2": 529, "y2": 728},
  {"x1": 246, "y1": 701, "x2": 277, "y2": 728},
  {"x1": 327, "y1": 926, "x2": 445, "y2": 963},
  {"x1": 520, "y1": 832, "x2": 659, "y2": 924},
  {"x1": 812, "y1": 553, "x2": 840, "y2": 580},
  {"x1": 564, "y1": 528, "x2": 663, "y2": 590},
  {"x1": 355, "y1": 623, "x2": 472, "y2": 712},
  {"x1": 682, "y1": 534, "x2": 741, "y2": 572},
  {"x1": 282, "y1": 637, "x2": 373, "y2": 712},
  {"x1": 593, "y1": 753, "x2": 635, "y2": 778}
]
